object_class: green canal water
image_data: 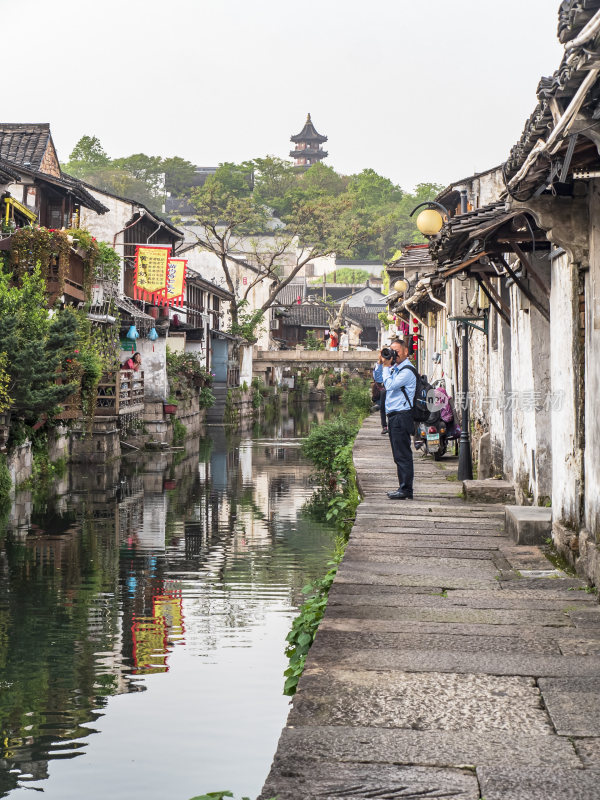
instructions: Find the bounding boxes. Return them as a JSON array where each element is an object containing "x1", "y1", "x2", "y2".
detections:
[{"x1": 0, "y1": 407, "x2": 336, "y2": 799}]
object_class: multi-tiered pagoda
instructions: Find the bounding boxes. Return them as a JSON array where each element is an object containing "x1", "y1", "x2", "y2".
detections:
[{"x1": 290, "y1": 113, "x2": 328, "y2": 166}]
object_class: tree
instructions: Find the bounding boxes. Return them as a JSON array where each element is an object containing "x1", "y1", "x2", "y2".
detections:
[
  {"x1": 0, "y1": 268, "x2": 78, "y2": 422},
  {"x1": 69, "y1": 135, "x2": 110, "y2": 166},
  {"x1": 189, "y1": 161, "x2": 371, "y2": 334}
]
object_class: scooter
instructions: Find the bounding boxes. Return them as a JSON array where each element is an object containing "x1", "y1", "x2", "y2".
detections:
[{"x1": 414, "y1": 383, "x2": 460, "y2": 461}]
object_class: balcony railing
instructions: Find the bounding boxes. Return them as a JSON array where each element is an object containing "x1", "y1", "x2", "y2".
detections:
[{"x1": 95, "y1": 370, "x2": 144, "y2": 416}]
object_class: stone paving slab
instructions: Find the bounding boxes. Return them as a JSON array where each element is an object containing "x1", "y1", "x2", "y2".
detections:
[
  {"x1": 307, "y1": 644, "x2": 600, "y2": 678},
  {"x1": 290, "y1": 670, "x2": 552, "y2": 733},
  {"x1": 260, "y1": 761, "x2": 480, "y2": 800},
  {"x1": 325, "y1": 602, "x2": 573, "y2": 627},
  {"x1": 264, "y1": 726, "x2": 581, "y2": 770},
  {"x1": 311, "y1": 629, "x2": 563, "y2": 655},
  {"x1": 573, "y1": 737, "x2": 600, "y2": 769},
  {"x1": 476, "y1": 767, "x2": 600, "y2": 800},
  {"x1": 260, "y1": 416, "x2": 600, "y2": 798},
  {"x1": 262, "y1": 758, "x2": 480, "y2": 800},
  {"x1": 538, "y1": 677, "x2": 600, "y2": 736},
  {"x1": 328, "y1": 584, "x2": 596, "y2": 610}
]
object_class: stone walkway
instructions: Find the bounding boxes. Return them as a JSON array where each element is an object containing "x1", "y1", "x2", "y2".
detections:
[{"x1": 260, "y1": 415, "x2": 600, "y2": 800}]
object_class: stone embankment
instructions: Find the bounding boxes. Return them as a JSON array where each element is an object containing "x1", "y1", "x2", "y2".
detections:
[{"x1": 260, "y1": 415, "x2": 600, "y2": 800}]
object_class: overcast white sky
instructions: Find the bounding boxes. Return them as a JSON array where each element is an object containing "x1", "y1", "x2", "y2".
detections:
[{"x1": 2, "y1": 0, "x2": 563, "y2": 190}]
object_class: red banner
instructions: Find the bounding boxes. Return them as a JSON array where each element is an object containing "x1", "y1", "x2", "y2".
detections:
[{"x1": 134, "y1": 245, "x2": 171, "y2": 303}]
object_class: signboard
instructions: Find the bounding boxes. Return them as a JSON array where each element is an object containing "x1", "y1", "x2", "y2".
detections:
[
  {"x1": 165, "y1": 258, "x2": 187, "y2": 306},
  {"x1": 134, "y1": 245, "x2": 171, "y2": 303}
]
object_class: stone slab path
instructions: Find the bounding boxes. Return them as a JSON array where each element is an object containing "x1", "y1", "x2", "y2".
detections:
[{"x1": 260, "y1": 415, "x2": 600, "y2": 800}]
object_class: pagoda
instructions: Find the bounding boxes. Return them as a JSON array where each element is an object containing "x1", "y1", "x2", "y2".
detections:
[{"x1": 290, "y1": 113, "x2": 328, "y2": 166}]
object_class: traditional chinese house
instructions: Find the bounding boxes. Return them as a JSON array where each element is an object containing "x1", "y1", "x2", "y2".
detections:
[{"x1": 0, "y1": 123, "x2": 109, "y2": 305}]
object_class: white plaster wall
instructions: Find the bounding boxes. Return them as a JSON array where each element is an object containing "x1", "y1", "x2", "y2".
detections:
[
  {"x1": 239, "y1": 345, "x2": 253, "y2": 387},
  {"x1": 120, "y1": 337, "x2": 168, "y2": 401},
  {"x1": 80, "y1": 190, "x2": 137, "y2": 294},
  {"x1": 585, "y1": 182, "x2": 600, "y2": 540},
  {"x1": 551, "y1": 251, "x2": 582, "y2": 526}
]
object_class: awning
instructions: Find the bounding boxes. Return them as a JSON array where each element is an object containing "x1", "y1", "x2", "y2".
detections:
[
  {"x1": 114, "y1": 294, "x2": 154, "y2": 321},
  {"x1": 210, "y1": 329, "x2": 240, "y2": 341}
]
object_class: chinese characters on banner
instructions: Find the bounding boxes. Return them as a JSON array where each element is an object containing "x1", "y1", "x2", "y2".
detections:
[
  {"x1": 134, "y1": 245, "x2": 171, "y2": 303},
  {"x1": 166, "y1": 258, "x2": 187, "y2": 306}
]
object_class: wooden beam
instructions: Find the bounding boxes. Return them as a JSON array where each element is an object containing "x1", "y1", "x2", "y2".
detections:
[
  {"x1": 475, "y1": 276, "x2": 510, "y2": 325},
  {"x1": 495, "y1": 255, "x2": 550, "y2": 323},
  {"x1": 442, "y1": 251, "x2": 488, "y2": 278},
  {"x1": 479, "y1": 275, "x2": 511, "y2": 321},
  {"x1": 511, "y1": 243, "x2": 551, "y2": 299}
]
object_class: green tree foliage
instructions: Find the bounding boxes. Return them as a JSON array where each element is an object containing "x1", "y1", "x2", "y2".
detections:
[
  {"x1": 309, "y1": 267, "x2": 371, "y2": 285},
  {"x1": 0, "y1": 267, "x2": 79, "y2": 423},
  {"x1": 64, "y1": 136, "x2": 197, "y2": 213},
  {"x1": 69, "y1": 135, "x2": 110, "y2": 166}
]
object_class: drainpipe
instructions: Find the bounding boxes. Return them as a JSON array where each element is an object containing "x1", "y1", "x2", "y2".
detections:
[
  {"x1": 426, "y1": 288, "x2": 447, "y2": 308},
  {"x1": 146, "y1": 221, "x2": 164, "y2": 242}
]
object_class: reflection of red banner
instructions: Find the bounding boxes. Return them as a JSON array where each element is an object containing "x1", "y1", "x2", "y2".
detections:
[
  {"x1": 131, "y1": 591, "x2": 184, "y2": 674},
  {"x1": 134, "y1": 245, "x2": 171, "y2": 304},
  {"x1": 165, "y1": 258, "x2": 187, "y2": 307}
]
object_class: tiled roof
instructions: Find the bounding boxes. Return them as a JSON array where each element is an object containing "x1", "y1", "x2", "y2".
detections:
[
  {"x1": 274, "y1": 283, "x2": 306, "y2": 306},
  {"x1": 387, "y1": 244, "x2": 435, "y2": 275},
  {"x1": 503, "y1": 1, "x2": 600, "y2": 191},
  {"x1": 290, "y1": 113, "x2": 327, "y2": 144},
  {"x1": 558, "y1": 0, "x2": 600, "y2": 43},
  {"x1": 0, "y1": 157, "x2": 22, "y2": 183},
  {"x1": 282, "y1": 304, "x2": 361, "y2": 329},
  {"x1": 0, "y1": 123, "x2": 52, "y2": 171},
  {"x1": 428, "y1": 202, "x2": 511, "y2": 269}
]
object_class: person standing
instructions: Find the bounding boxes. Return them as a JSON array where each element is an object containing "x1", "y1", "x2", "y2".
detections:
[
  {"x1": 381, "y1": 339, "x2": 417, "y2": 500},
  {"x1": 329, "y1": 330, "x2": 339, "y2": 351},
  {"x1": 372, "y1": 359, "x2": 388, "y2": 434},
  {"x1": 339, "y1": 330, "x2": 349, "y2": 352}
]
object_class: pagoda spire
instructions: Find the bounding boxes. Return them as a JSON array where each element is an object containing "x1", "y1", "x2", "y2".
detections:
[{"x1": 290, "y1": 113, "x2": 328, "y2": 167}]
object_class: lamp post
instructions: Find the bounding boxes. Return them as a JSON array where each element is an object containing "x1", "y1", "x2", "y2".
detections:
[
  {"x1": 411, "y1": 200, "x2": 474, "y2": 480},
  {"x1": 458, "y1": 322, "x2": 473, "y2": 481}
]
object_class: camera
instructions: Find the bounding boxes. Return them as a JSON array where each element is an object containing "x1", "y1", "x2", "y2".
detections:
[{"x1": 381, "y1": 347, "x2": 397, "y2": 364}]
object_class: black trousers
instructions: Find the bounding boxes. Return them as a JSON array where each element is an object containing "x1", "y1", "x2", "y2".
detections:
[
  {"x1": 387, "y1": 410, "x2": 414, "y2": 495},
  {"x1": 379, "y1": 386, "x2": 387, "y2": 428}
]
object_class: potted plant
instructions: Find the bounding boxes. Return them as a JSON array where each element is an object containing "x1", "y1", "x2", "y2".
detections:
[{"x1": 163, "y1": 394, "x2": 178, "y2": 415}]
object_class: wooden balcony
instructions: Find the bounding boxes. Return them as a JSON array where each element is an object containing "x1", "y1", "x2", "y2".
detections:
[{"x1": 95, "y1": 370, "x2": 144, "y2": 416}]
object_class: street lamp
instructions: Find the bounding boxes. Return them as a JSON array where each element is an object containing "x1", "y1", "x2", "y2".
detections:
[
  {"x1": 410, "y1": 201, "x2": 448, "y2": 237},
  {"x1": 410, "y1": 199, "x2": 474, "y2": 481}
]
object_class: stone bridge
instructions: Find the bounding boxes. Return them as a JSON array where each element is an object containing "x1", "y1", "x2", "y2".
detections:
[{"x1": 252, "y1": 348, "x2": 377, "y2": 380}]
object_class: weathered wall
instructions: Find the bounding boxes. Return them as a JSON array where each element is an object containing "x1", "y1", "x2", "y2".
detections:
[
  {"x1": 80, "y1": 191, "x2": 136, "y2": 294},
  {"x1": 7, "y1": 442, "x2": 32, "y2": 488},
  {"x1": 120, "y1": 338, "x2": 168, "y2": 401},
  {"x1": 550, "y1": 251, "x2": 582, "y2": 528},
  {"x1": 509, "y1": 281, "x2": 552, "y2": 503},
  {"x1": 585, "y1": 182, "x2": 600, "y2": 546}
]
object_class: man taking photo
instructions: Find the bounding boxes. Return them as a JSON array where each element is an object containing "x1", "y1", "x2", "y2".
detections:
[{"x1": 374, "y1": 339, "x2": 417, "y2": 500}]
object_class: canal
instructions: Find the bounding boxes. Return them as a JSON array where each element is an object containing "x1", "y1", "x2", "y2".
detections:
[{"x1": 0, "y1": 407, "x2": 336, "y2": 800}]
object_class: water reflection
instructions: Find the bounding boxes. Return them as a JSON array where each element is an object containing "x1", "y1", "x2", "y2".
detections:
[{"x1": 0, "y1": 405, "x2": 333, "y2": 799}]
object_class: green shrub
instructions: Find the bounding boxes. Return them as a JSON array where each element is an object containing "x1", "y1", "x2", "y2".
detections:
[
  {"x1": 0, "y1": 454, "x2": 11, "y2": 499},
  {"x1": 301, "y1": 416, "x2": 359, "y2": 477},
  {"x1": 341, "y1": 378, "x2": 372, "y2": 418},
  {"x1": 172, "y1": 418, "x2": 187, "y2": 445}
]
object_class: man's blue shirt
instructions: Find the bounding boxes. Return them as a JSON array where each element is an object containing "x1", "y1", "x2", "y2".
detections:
[
  {"x1": 382, "y1": 357, "x2": 416, "y2": 413},
  {"x1": 373, "y1": 363, "x2": 383, "y2": 383}
]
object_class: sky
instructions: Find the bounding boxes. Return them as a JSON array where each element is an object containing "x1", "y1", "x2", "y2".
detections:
[{"x1": 1, "y1": 0, "x2": 563, "y2": 191}]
